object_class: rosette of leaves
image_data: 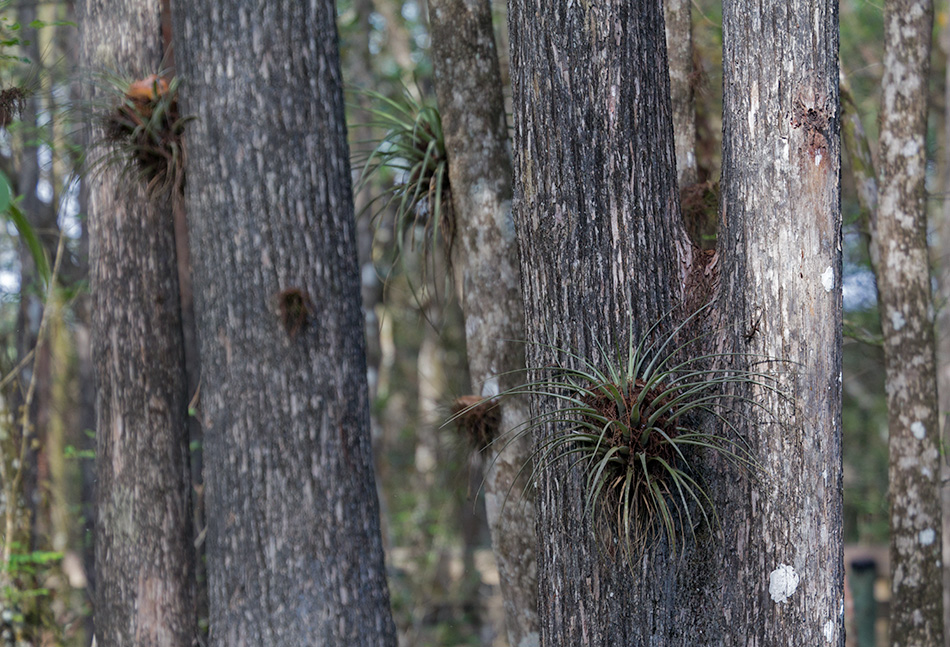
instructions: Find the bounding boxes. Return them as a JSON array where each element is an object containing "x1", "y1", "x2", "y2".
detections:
[
  {"x1": 351, "y1": 88, "x2": 451, "y2": 270},
  {"x1": 477, "y1": 307, "x2": 779, "y2": 565},
  {"x1": 88, "y1": 71, "x2": 190, "y2": 196}
]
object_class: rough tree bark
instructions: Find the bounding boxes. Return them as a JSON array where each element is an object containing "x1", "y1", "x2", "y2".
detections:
[
  {"x1": 876, "y1": 0, "x2": 945, "y2": 644},
  {"x1": 79, "y1": 0, "x2": 195, "y2": 644},
  {"x1": 719, "y1": 0, "x2": 843, "y2": 644},
  {"x1": 428, "y1": 0, "x2": 539, "y2": 644},
  {"x1": 171, "y1": 1, "x2": 397, "y2": 644},
  {"x1": 941, "y1": 16, "x2": 950, "y2": 647},
  {"x1": 508, "y1": 0, "x2": 843, "y2": 644}
]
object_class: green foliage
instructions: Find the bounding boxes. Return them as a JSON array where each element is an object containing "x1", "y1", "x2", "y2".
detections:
[
  {"x1": 63, "y1": 444, "x2": 94, "y2": 460},
  {"x1": 1, "y1": 544, "x2": 63, "y2": 642},
  {"x1": 351, "y1": 88, "x2": 451, "y2": 266},
  {"x1": 0, "y1": 171, "x2": 50, "y2": 287},
  {"x1": 0, "y1": 1, "x2": 73, "y2": 61},
  {"x1": 467, "y1": 306, "x2": 779, "y2": 567}
]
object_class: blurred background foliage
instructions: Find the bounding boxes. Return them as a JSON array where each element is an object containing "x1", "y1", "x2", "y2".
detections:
[{"x1": 0, "y1": 0, "x2": 940, "y2": 645}]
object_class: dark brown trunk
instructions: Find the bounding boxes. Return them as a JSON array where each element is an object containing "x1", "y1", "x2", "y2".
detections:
[
  {"x1": 171, "y1": 0, "x2": 397, "y2": 643},
  {"x1": 509, "y1": 2, "x2": 691, "y2": 644}
]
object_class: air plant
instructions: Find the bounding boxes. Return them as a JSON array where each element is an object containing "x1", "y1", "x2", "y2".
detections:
[
  {"x1": 460, "y1": 305, "x2": 783, "y2": 567},
  {"x1": 450, "y1": 394, "x2": 502, "y2": 451},
  {"x1": 87, "y1": 71, "x2": 191, "y2": 197},
  {"x1": 350, "y1": 88, "x2": 452, "y2": 268}
]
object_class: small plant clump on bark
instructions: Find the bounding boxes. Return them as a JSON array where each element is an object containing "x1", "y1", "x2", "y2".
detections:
[
  {"x1": 450, "y1": 395, "x2": 502, "y2": 450},
  {"x1": 276, "y1": 287, "x2": 314, "y2": 339},
  {"x1": 0, "y1": 85, "x2": 28, "y2": 128},
  {"x1": 457, "y1": 306, "x2": 777, "y2": 567},
  {"x1": 351, "y1": 88, "x2": 453, "y2": 270},
  {"x1": 92, "y1": 72, "x2": 190, "y2": 196}
]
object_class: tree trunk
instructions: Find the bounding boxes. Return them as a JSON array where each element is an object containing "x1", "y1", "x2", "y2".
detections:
[
  {"x1": 508, "y1": 0, "x2": 843, "y2": 643},
  {"x1": 509, "y1": 2, "x2": 690, "y2": 644},
  {"x1": 79, "y1": 1, "x2": 195, "y2": 644},
  {"x1": 171, "y1": 1, "x2": 397, "y2": 644},
  {"x1": 940, "y1": 14, "x2": 950, "y2": 647},
  {"x1": 664, "y1": 0, "x2": 697, "y2": 189},
  {"x1": 876, "y1": 1, "x2": 945, "y2": 644},
  {"x1": 719, "y1": 0, "x2": 843, "y2": 644},
  {"x1": 428, "y1": 1, "x2": 539, "y2": 645}
]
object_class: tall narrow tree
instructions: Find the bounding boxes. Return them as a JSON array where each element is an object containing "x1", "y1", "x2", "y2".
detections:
[
  {"x1": 172, "y1": 1, "x2": 397, "y2": 644},
  {"x1": 508, "y1": 0, "x2": 842, "y2": 643},
  {"x1": 79, "y1": 1, "x2": 195, "y2": 645},
  {"x1": 428, "y1": 0, "x2": 538, "y2": 643},
  {"x1": 876, "y1": 0, "x2": 944, "y2": 643}
]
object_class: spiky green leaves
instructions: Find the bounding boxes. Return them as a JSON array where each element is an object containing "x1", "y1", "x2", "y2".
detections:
[
  {"x1": 351, "y1": 88, "x2": 451, "y2": 266},
  {"x1": 474, "y1": 306, "x2": 780, "y2": 567}
]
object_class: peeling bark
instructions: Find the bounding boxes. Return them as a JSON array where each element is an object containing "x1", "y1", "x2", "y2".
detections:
[
  {"x1": 428, "y1": 1, "x2": 538, "y2": 644},
  {"x1": 171, "y1": 1, "x2": 397, "y2": 644},
  {"x1": 79, "y1": 1, "x2": 195, "y2": 644},
  {"x1": 875, "y1": 1, "x2": 945, "y2": 644}
]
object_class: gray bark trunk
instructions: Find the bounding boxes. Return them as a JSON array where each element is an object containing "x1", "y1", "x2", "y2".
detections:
[
  {"x1": 876, "y1": 1, "x2": 945, "y2": 644},
  {"x1": 664, "y1": 0, "x2": 697, "y2": 188},
  {"x1": 509, "y1": 1, "x2": 691, "y2": 644},
  {"x1": 508, "y1": 0, "x2": 843, "y2": 644},
  {"x1": 79, "y1": 1, "x2": 195, "y2": 644},
  {"x1": 940, "y1": 15, "x2": 950, "y2": 647},
  {"x1": 171, "y1": 1, "x2": 397, "y2": 644},
  {"x1": 719, "y1": 0, "x2": 844, "y2": 644},
  {"x1": 428, "y1": 1, "x2": 539, "y2": 645}
]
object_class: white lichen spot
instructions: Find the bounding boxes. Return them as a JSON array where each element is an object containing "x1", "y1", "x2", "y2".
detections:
[
  {"x1": 820, "y1": 266, "x2": 834, "y2": 292},
  {"x1": 769, "y1": 564, "x2": 800, "y2": 604},
  {"x1": 823, "y1": 620, "x2": 835, "y2": 643},
  {"x1": 890, "y1": 310, "x2": 906, "y2": 331},
  {"x1": 911, "y1": 421, "x2": 926, "y2": 440},
  {"x1": 482, "y1": 376, "x2": 500, "y2": 398},
  {"x1": 815, "y1": 152, "x2": 823, "y2": 166},
  {"x1": 919, "y1": 528, "x2": 936, "y2": 546}
]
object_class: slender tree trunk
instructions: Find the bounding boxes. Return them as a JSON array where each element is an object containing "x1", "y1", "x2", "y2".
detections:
[
  {"x1": 508, "y1": 0, "x2": 842, "y2": 643},
  {"x1": 719, "y1": 0, "x2": 844, "y2": 644},
  {"x1": 428, "y1": 1, "x2": 539, "y2": 645},
  {"x1": 940, "y1": 15, "x2": 950, "y2": 647},
  {"x1": 14, "y1": 8, "x2": 56, "y2": 557},
  {"x1": 172, "y1": 1, "x2": 397, "y2": 644},
  {"x1": 79, "y1": 1, "x2": 195, "y2": 644},
  {"x1": 876, "y1": 1, "x2": 945, "y2": 644},
  {"x1": 664, "y1": 0, "x2": 697, "y2": 189}
]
